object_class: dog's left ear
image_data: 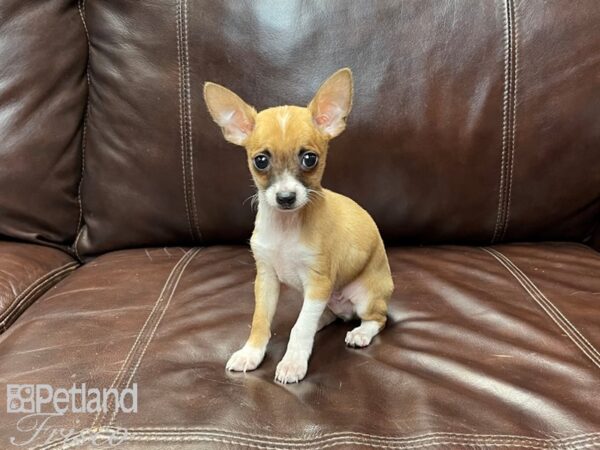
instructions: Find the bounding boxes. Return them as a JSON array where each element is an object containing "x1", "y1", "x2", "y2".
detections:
[{"x1": 308, "y1": 68, "x2": 353, "y2": 138}]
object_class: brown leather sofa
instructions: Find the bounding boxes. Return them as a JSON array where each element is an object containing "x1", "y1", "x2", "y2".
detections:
[{"x1": 1, "y1": 1, "x2": 599, "y2": 449}]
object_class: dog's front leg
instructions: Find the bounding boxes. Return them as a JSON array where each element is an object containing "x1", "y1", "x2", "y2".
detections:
[
  {"x1": 226, "y1": 262, "x2": 280, "y2": 372},
  {"x1": 275, "y1": 277, "x2": 331, "y2": 383}
]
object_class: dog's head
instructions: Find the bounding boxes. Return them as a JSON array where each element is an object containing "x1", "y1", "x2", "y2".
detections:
[{"x1": 204, "y1": 69, "x2": 353, "y2": 212}]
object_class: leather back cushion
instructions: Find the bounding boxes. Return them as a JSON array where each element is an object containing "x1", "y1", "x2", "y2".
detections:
[
  {"x1": 77, "y1": 0, "x2": 600, "y2": 256},
  {"x1": 0, "y1": 0, "x2": 87, "y2": 248}
]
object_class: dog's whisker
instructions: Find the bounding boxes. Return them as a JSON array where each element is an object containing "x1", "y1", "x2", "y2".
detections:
[
  {"x1": 243, "y1": 193, "x2": 259, "y2": 208},
  {"x1": 307, "y1": 189, "x2": 326, "y2": 201}
]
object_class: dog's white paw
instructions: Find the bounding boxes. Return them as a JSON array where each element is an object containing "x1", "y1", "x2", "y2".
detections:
[
  {"x1": 275, "y1": 353, "x2": 308, "y2": 384},
  {"x1": 345, "y1": 328, "x2": 373, "y2": 348},
  {"x1": 226, "y1": 346, "x2": 264, "y2": 372}
]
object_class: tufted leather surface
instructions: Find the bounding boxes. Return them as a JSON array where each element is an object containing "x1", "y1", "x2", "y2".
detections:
[
  {"x1": 0, "y1": 244, "x2": 598, "y2": 448},
  {"x1": 75, "y1": 0, "x2": 600, "y2": 256},
  {"x1": 0, "y1": 0, "x2": 87, "y2": 248}
]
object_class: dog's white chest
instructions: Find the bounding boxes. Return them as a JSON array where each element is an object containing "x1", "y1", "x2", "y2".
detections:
[{"x1": 251, "y1": 210, "x2": 313, "y2": 292}]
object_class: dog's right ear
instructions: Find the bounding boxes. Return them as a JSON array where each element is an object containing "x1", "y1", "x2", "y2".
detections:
[{"x1": 203, "y1": 82, "x2": 257, "y2": 146}]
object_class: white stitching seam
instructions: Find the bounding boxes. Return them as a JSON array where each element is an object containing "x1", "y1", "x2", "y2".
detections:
[
  {"x1": 176, "y1": 0, "x2": 195, "y2": 241},
  {"x1": 37, "y1": 428, "x2": 600, "y2": 450},
  {"x1": 181, "y1": 0, "x2": 201, "y2": 241},
  {"x1": 492, "y1": 0, "x2": 511, "y2": 243},
  {"x1": 112, "y1": 436, "x2": 600, "y2": 450},
  {"x1": 482, "y1": 247, "x2": 600, "y2": 369},
  {"x1": 497, "y1": 250, "x2": 600, "y2": 362},
  {"x1": 483, "y1": 247, "x2": 600, "y2": 367},
  {"x1": 500, "y1": 0, "x2": 519, "y2": 242},
  {"x1": 73, "y1": 0, "x2": 91, "y2": 262},
  {"x1": 492, "y1": 0, "x2": 518, "y2": 244},
  {"x1": 102, "y1": 429, "x2": 600, "y2": 444},
  {"x1": 118, "y1": 430, "x2": 600, "y2": 447}
]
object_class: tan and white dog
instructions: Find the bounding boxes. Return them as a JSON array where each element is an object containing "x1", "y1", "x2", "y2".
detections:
[{"x1": 204, "y1": 68, "x2": 393, "y2": 384}]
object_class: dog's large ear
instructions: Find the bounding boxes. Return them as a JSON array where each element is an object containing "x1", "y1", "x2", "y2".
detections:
[
  {"x1": 308, "y1": 68, "x2": 353, "y2": 138},
  {"x1": 203, "y1": 82, "x2": 257, "y2": 145}
]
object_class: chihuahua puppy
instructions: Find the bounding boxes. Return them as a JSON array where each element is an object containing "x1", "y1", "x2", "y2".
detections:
[{"x1": 204, "y1": 68, "x2": 393, "y2": 384}]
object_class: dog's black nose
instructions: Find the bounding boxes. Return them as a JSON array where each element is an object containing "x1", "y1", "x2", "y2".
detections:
[{"x1": 276, "y1": 191, "x2": 296, "y2": 208}]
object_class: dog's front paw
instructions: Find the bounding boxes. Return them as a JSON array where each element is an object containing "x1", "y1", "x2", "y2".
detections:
[
  {"x1": 226, "y1": 346, "x2": 265, "y2": 372},
  {"x1": 345, "y1": 328, "x2": 373, "y2": 348},
  {"x1": 275, "y1": 353, "x2": 308, "y2": 384}
]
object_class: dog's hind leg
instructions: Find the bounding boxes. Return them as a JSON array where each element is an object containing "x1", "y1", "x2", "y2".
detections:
[
  {"x1": 345, "y1": 295, "x2": 387, "y2": 348},
  {"x1": 343, "y1": 268, "x2": 391, "y2": 348}
]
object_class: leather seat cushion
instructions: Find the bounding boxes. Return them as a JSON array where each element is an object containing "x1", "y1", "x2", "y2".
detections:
[{"x1": 0, "y1": 244, "x2": 598, "y2": 448}]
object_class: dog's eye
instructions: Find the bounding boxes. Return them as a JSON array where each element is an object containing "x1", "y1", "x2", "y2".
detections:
[
  {"x1": 300, "y1": 151, "x2": 318, "y2": 170},
  {"x1": 253, "y1": 153, "x2": 270, "y2": 171}
]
